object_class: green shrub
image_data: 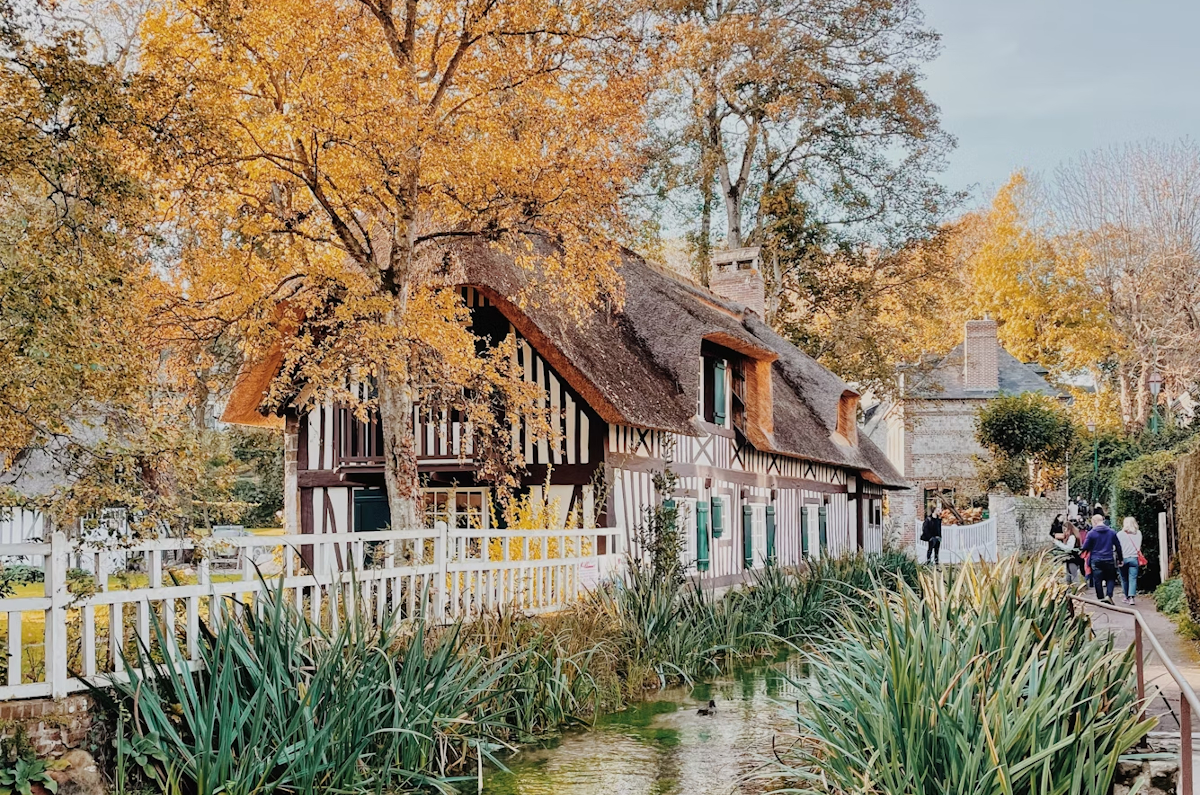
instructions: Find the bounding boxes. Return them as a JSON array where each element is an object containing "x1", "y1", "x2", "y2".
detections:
[
  {"x1": 1155, "y1": 577, "x2": 1187, "y2": 616},
  {"x1": 778, "y1": 557, "x2": 1154, "y2": 795},
  {"x1": 0, "y1": 564, "x2": 44, "y2": 597},
  {"x1": 603, "y1": 551, "x2": 920, "y2": 686}
]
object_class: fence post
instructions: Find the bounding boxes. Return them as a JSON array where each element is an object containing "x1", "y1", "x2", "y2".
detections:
[
  {"x1": 45, "y1": 532, "x2": 69, "y2": 699},
  {"x1": 1134, "y1": 622, "x2": 1145, "y2": 705},
  {"x1": 1159, "y1": 512, "x2": 1169, "y2": 583},
  {"x1": 436, "y1": 524, "x2": 448, "y2": 622}
]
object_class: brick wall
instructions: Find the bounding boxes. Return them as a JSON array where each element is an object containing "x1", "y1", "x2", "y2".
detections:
[
  {"x1": 0, "y1": 695, "x2": 93, "y2": 757},
  {"x1": 964, "y1": 319, "x2": 999, "y2": 391},
  {"x1": 710, "y1": 269, "x2": 765, "y2": 317}
]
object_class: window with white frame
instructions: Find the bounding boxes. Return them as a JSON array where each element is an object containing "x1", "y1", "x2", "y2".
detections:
[{"x1": 420, "y1": 488, "x2": 489, "y2": 529}]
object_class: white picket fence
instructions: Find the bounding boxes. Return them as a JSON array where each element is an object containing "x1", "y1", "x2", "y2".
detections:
[
  {"x1": 0, "y1": 526, "x2": 623, "y2": 700},
  {"x1": 914, "y1": 517, "x2": 998, "y2": 564}
]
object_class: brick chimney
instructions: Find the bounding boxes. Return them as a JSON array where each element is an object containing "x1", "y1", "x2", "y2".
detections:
[
  {"x1": 710, "y1": 246, "x2": 765, "y2": 317},
  {"x1": 963, "y1": 319, "x2": 999, "y2": 391}
]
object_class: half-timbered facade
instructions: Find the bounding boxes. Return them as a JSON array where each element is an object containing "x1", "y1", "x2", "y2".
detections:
[{"x1": 224, "y1": 239, "x2": 905, "y2": 585}]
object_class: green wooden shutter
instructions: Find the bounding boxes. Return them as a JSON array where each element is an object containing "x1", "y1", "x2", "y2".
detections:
[
  {"x1": 713, "y1": 360, "x2": 727, "y2": 426},
  {"x1": 711, "y1": 497, "x2": 724, "y2": 538},
  {"x1": 695, "y1": 501, "x2": 710, "y2": 572},
  {"x1": 801, "y1": 508, "x2": 809, "y2": 557},
  {"x1": 765, "y1": 505, "x2": 776, "y2": 565},
  {"x1": 818, "y1": 505, "x2": 828, "y2": 552},
  {"x1": 742, "y1": 504, "x2": 754, "y2": 568}
]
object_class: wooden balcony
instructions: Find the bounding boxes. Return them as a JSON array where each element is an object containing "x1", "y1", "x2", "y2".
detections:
[{"x1": 333, "y1": 405, "x2": 476, "y2": 472}]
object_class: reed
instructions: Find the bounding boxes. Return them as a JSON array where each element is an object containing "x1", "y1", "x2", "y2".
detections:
[
  {"x1": 775, "y1": 557, "x2": 1155, "y2": 794},
  {"x1": 96, "y1": 551, "x2": 925, "y2": 793},
  {"x1": 96, "y1": 579, "x2": 556, "y2": 794}
]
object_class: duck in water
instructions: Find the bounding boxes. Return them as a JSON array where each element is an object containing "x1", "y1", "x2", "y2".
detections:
[{"x1": 696, "y1": 699, "x2": 717, "y2": 716}]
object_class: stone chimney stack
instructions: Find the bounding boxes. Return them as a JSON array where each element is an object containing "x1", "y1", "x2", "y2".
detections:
[
  {"x1": 710, "y1": 246, "x2": 765, "y2": 317},
  {"x1": 963, "y1": 319, "x2": 1000, "y2": 391}
]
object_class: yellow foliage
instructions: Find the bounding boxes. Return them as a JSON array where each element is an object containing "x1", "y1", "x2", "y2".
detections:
[
  {"x1": 961, "y1": 172, "x2": 1120, "y2": 375},
  {"x1": 138, "y1": 0, "x2": 653, "y2": 511}
]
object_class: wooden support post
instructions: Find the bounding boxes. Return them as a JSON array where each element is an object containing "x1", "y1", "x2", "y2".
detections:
[
  {"x1": 1182, "y1": 695, "x2": 1193, "y2": 795},
  {"x1": 1160, "y1": 512, "x2": 1170, "y2": 584},
  {"x1": 1135, "y1": 622, "x2": 1145, "y2": 705}
]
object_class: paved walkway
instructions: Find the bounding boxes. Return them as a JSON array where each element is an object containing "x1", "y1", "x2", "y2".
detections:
[
  {"x1": 1083, "y1": 597, "x2": 1200, "y2": 730},
  {"x1": 1082, "y1": 596, "x2": 1200, "y2": 793}
]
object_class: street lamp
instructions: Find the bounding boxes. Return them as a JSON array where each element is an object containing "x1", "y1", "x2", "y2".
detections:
[
  {"x1": 1087, "y1": 420, "x2": 1098, "y2": 506},
  {"x1": 1149, "y1": 371, "x2": 1164, "y2": 433}
]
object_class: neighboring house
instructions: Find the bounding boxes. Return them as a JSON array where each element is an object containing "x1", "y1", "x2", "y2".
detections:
[
  {"x1": 862, "y1": 319, "x2": 1067, "y2": 539},
  {"x1": 223, "y1": 241, "x2": 905, "y2": 585}
]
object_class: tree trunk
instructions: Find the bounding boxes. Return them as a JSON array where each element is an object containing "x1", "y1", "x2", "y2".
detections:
[
  {"x1": 719, "y1": 163, "x2": 742, "y2": 249},
  {"x1": 377, "y1": 339, "x2": 420, "y2": 531},
  {"x1": 697, "y1": 167, "x2": 714, "y2": 285},
  {"x1": 1118, "y1": 367, "x2": 1133, "y2": 431},
  {"x1": 1135, "y1": 360, "x2": 1151, "y2": 426}
]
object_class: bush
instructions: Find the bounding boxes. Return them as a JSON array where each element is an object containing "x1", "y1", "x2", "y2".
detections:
[
  {"x1": 1155, "y1": 577, "x2": 1186, "y2": 616},
  {"x1": 603, "y1": 551, "x2": 920, "y2": 686},
  {"x1": 0, "y1": 564, "x2": 44, "y2": 598}
]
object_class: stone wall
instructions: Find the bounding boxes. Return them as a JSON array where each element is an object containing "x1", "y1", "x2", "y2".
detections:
[
  {"x1": 0, "y1": 695, "x2": 93, "y2": 757},
  {"x1": 989, "y1": 492, "x2": 1066, "y2": 558}
]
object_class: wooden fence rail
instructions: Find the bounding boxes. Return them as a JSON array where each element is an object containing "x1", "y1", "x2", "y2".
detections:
[{"x1": 0, "y1": 527, "x2": 623, "y2": 701}]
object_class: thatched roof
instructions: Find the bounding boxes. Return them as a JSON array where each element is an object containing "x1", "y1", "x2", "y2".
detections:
[{"x1": 223, "y1": 237, "x2": 905, "y2": 487}]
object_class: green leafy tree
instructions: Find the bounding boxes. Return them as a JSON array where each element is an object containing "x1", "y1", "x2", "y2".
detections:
[{"x1": 976, "y1": 393, "x2": 1074, "y2": 496}]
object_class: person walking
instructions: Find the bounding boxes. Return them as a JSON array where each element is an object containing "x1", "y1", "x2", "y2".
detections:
[
  {"x1": 920, "y1": 509, "x2": 943, "y2": 565},
  {"x1": 1081, "y1": 514, "x2": 1124, "y2": 603},
  {"x1": 1116, "y1": 516, "x2": 1144, "y2": 605},
  {"x1": 1054, "y1": 522, "x2": 1083, "y2": 585},
  {"x1": 1050, "y1": 514, "x2": 1065, "y2": 540}
]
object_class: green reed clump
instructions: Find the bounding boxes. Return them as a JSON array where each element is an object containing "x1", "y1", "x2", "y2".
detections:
[
  {"x1": 463, "y1": 604, "x2": 624, "y2": 739},
  {"x1": 776, "y1": 557, "x2": 1155, "y2": 795},
  {"x1": 96, "y1": 578, "x2": 582, "y2": 795},
  {"x1": 604, "y1": 552, "x2": 917, "y2": 685}
]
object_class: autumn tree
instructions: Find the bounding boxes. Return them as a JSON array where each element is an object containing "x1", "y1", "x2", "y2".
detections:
[
  {"x1": 1053, "y1": 140, "x2": 1200, "y2": 427},
  {"x1": 0, "y1": 9, "x2": 157, "y2": 509},
  {"x1": 767, "y1": 189, "x2": 966, "y2": 393},
  {"x1": 646, "y1": 0, "x2": 954, "y2": 287},
  {"x1": 0, "y1": 7, "x2": 247, "y2": 535},
  {"x1": 140, "y1": 0, "x2": 653, "y2": 528}
]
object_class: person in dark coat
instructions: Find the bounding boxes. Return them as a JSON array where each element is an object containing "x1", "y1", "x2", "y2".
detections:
[
  {"x1": 920, "y1": 509, "x2": 943, "y2": 565},
  {"x1": 1080, "y1": 514, "x2": 1124, "y2": 603},
  {"x1": 1049, "y1": 514, "x2": 1064, "y2": 540}
]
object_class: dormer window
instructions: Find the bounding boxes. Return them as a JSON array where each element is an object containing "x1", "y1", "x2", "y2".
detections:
[
  {"x1": 701, "y1": 350, "x2": 729, "y2": 427},
  {"x1": 837, "y1": 390, "x2": 859, "y2": 445}
]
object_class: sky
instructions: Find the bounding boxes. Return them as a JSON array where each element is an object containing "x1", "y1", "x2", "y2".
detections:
[{"x1": 920, "y1": 0, "x2": 1200, "y2": 204}]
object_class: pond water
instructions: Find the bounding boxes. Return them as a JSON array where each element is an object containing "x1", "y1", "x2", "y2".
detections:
[{"x1": 477, "y1": 656, "x2": 810, "y2": 795}]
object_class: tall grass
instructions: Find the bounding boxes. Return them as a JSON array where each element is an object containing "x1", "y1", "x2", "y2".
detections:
[
  {"x1": 775, "y1": 557, "x2": 1155, "y2": 794},
  {"x1": 96, "y1": 552, "x2": 924, "y2": 793},
  {"x1": 95, "y1": 579, "x2": 587, "y2": 794},
  {"x1": 604, "y1": 552, "x2": 919, "y2": 685}
]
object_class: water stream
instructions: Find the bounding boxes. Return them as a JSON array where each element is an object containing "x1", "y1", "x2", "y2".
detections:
[{"x1": 477, "y1": 656, "x2": 810, "y2": 795}]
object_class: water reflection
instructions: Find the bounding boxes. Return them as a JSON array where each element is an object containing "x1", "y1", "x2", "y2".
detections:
[{"x1": 479, "y1": 656, "x2": 809, "y2": 795}]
